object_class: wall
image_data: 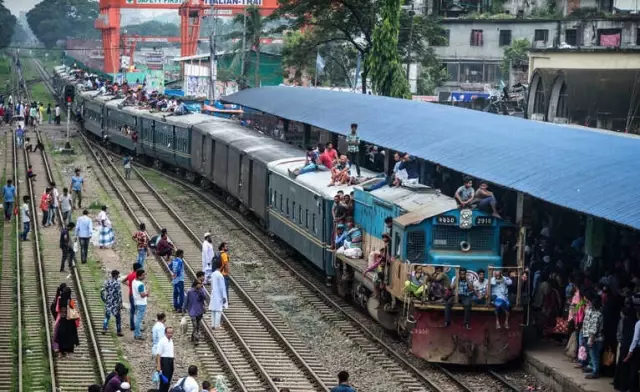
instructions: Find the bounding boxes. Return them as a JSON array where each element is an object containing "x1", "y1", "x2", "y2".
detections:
[{"x1": 529, "y1": 51, "x2": 640, "y2": 73}]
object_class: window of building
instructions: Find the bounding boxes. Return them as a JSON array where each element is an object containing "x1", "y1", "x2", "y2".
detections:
[
  {"x1": 534, "y1": 29, "x2": 549, "y2": 43},
  {"x1": 499, "y1": 30, "x2": 512, "y2": 46},
  {"x1": 596, "y1": 28, "x2": 622, "y2": 47},
  {"x1": 460, "y1": 63, "x2": 484, "y2": 83},
  {"x1": 433, "y1": 29, "x2": 450, "y2": 46},
  {"x1": 470, "y1": 30, "x2": 483, "y2": 46},
  {"x1": 565, "y1": 29, "x2": 577, "y2": 46},
  {"x1": 484, "y1": 63, "x2": 502, "y2": 83},
  {"x1": 444, "y1": 62, "x2": 459, "y2": 82}
]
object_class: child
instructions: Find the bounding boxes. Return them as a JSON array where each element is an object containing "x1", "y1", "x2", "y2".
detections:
[{"x1": 27, "y1": 165, "x2": 36, "y2": 181}]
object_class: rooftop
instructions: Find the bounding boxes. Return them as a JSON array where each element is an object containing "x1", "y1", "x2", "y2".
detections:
[{"x1": 223, "y1": 86, "x2": 640, "y2": 231}]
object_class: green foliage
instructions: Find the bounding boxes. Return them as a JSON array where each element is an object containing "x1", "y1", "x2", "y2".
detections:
[
  {"x1": 123, "y1": 21, "x2": 179, "y2": 37},
  {"x1": 229, "y1": 6, "x2": 267, "y2": 87},
  {"x1": 0, "y1": 0, "x2": 17, "y2": 50},
  {"x1": 501, "y1": 38, "x2": 530, "y2": 77},
  {"x1": 368, "y1": 0, "x2": 410, "y2": 98},
  {"x1": 27, "y1": 0, "x2": 99, "y2": 49}
]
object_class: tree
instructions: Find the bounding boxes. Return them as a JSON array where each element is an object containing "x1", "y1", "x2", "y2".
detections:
[
  {"x1": 229, "y1": 6, "x2": 268, "y2": 88},
  {"x1": 501, "y1": 38, "x2": 530, "y2": 80},
  {"x1": 275, "y1": 0, "x2": 444, "y2": 94},
  {"x1": 123, "y1": 21, "x2": 179, "y2": 37},
  {"x1": 368, "y1": 0, "x2": 410, "y2": 98},
  {"x1": 27, "y1": 0, "x2": 99, "y2": 49},
  {"x1": 0, "y1": 0, "x2": 17, "y2": 50}
]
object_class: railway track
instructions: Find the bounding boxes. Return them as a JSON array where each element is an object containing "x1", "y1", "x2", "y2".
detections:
[
  {"x1": 7, "y1": 56, "x2": 58, "y2": 392},
  {"x1": 20, "y1": 57, "x2": 110, "y2": 390},
  {"x1": 79, "y1": 129, "x2": 331, "y2": 392},
  {"x1": 34, "y1": 57, "x2": 521, "y2": 392}
]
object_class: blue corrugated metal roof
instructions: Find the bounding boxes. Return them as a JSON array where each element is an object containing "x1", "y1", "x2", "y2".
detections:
[{"x1": 223, "y1": 87, "x2": 640, "y2": 230}]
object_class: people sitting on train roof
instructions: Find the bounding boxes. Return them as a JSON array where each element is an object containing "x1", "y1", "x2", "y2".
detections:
[
  {"x1": 472, "y1": 181, "x2": 502, "y2": 218},
  {"x1": 426, "y1": 266, "x2": 449, "y2": 301},
  {"x1": 328, "y1": 155, "x2": 353, "y2": 186},
  {"x1": 473, "y1": 269, "x2": 489, "y2": 304},
  {"x1": 288, "y1": 145, "x2": 324, "y2": 178},
  {"x1": 445, "y1": 267, "x2": 473, "y2": 329},
  {"x1": 491, "y1": 269, "x2": 513, "y2": 329},
  {"x1": 335, "y1": 224, "x2": 346, "y2": 249},
  {"x1": 336, "y1": 219, "x2": 362, "y2": 259},
  {"x1": 395, "y1": 153, "x2": 419, "y2": 186},
  {"x1": 455, "y1": 177, "x2": 475, "y2": 208},
  {"x1": 405, "y1": 265, "x2": 426, "y2": 299},
  {"x1": 319, "y1": 142, "x2": 337, "y2": 169}
]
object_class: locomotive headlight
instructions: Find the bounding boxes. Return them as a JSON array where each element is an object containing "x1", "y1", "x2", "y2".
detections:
[{"x1": 459, "y1": 209, "x2": 473, "y2": 229}]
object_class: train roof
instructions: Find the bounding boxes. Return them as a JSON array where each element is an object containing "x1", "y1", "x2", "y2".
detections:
[
  {"x1": 268, "y1": 159, "x2": 379, "y2": 200},
  {"x1": 358, "y1": 184, "x2": 459, "y2": 228},
  {"x1": 164, "y1": 113, "x2": 213, "y2": 127}
]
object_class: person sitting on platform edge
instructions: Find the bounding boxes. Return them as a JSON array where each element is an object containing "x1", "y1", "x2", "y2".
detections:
[
  {"x1": 426, "y1": 266, "x2": 449, "y2": 301},
  {"x1": 445, "y1": 267, "x2": 473, "y2": 329},
  {"x1": 491, "y1": 269, "x2": 513, "y2": 329},
  {"x1": 455, "y1": 177, "x2": 475, "y2": 208},
  {"x1": 473, "y1": 269, "x2": 488, "y2": 304},
  {"x1": 335, "y1": 218, "x2": 362, "y2": 259}
]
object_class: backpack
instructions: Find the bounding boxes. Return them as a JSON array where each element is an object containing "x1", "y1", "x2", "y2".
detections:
[
  {"x1": 211, "y1": 251, "x2": 221, "y2": 268},
  {"x1": 169, "y1": 377, "x2": 187, "y2": 392}
]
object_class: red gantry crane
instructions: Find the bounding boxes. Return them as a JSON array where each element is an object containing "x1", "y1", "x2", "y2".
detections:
[{"x1": 95, "y1": 0, "x2": 278, "y2": 74}]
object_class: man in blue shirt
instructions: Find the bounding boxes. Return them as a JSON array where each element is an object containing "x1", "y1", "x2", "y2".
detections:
[
  {"x1": 2, "y1": 179, "x2": 16, "y2": 222},
  {"x1": 74, "y1": 209, "x2": 93, "y2": 264},
  {"x1": 171, "y1": 249, "x2": 185, "y2": 312},
  {"x1": 70, "y1": 168, "x2": 84, "y2": 209},
  {"x1": 331, "y1": 371, "x2": 356, "y2": 392}
]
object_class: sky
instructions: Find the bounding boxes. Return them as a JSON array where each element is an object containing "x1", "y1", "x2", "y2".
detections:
[{"x1": 6, "y1": 0, "x2": 41, "y2": 15}]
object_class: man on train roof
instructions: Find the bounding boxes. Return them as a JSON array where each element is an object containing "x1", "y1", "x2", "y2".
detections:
[{"x1": 455, "y1": 177, "x2": 475, "y2": 208}]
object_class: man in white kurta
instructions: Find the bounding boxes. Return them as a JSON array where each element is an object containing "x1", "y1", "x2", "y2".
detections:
[
  {"x1": 208, "y1": 264, "x2": 228, "y2": 328},
  {"x1": 201, "y1": 233, "x2": 214, "y2": 284}
]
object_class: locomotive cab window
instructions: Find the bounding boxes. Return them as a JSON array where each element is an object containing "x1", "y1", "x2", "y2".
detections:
[{"x1": 406, "y1": 231, "x2": 426, "y2": 263}]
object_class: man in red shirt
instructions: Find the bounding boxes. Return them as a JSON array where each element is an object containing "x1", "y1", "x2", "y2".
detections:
[
  {"x1": 124, "y1": 262, "x2": 142, "y2": 331},
  {"x1": 318, "y1": 144, "x2": 334, "y2": 169},
  {"x1": 324, "y1": 142, "x2": 338, "y2": 165}
]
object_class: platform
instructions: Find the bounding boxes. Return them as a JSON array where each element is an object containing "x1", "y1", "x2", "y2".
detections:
[{"x1": 524, "y1": 341, "x2": 615, "y2": 392}]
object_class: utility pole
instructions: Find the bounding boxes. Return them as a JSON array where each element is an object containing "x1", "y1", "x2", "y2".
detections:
[
  {"x1": 209, "y1": 7, "x2": 218, "y2": 102},
  {"x1": 406, "y1": 3, "x2": 415, "y2": 83},
  {"x1": 241, "y1": 7, "x2": 247, "y2": 79}
]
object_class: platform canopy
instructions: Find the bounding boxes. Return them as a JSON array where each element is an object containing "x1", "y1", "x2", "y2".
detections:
[{"x1": 222, "y1": 87, "x2": 640, "y2": 231}]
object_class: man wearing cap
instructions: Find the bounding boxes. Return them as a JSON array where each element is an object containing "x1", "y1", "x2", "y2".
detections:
[{"x1": 202, "y1": 232, "x2": 214, "y2": 284}]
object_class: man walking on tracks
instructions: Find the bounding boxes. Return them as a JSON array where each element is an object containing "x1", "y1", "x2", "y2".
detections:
[
  {"x1": 70, "y1": 169, "x2": 84, "y2": 209},
  {"x1": 171, "y1": 249, "x2": 185, "y2": 313},
  {"x1": 60, "y1": 222, "x2": 76, "y2": 272},
  {"x1": 132, "y1": 223, "x2": 149, "y2": 267},
  {"x1": 184, "y1": 279, "x2": 207, "y2": 345},
  {"x1": 201, "y1": 233, "x2": 214, "y2": 284},
  {"x1": 219, "y1": 242, "x2": 230, "y2": 299},
  {"x1": 133, "y1": 269, "x2": 150, "y2": 340},
  {"x1": 331, "y1": 371, "x2": 356, "y2": 392},
  {"x1": 74, "y1": 209, "x2": 93, "y2": 264},
  {"x1": 155, "y1": 326, "x2": 175, "y2": 392},
  {"x1": 2, "y1": 179, "x2": 16, "y2": 222},
  {"x1": 20, "y1": 196, "x2": 30, "y2": 241},
  {"x1": 124, "y1": 262, "x2": 142, "y2": 332},
  {"x1": 102, "y1": 269, "x2": 124, "y2": 336},
  {"x1": 208, "y1": 258, "x2": 228, "y2": 329}
]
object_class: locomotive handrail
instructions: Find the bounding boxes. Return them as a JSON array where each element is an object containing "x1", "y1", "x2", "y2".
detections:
[{"x1": 404, "y1": 262, "x2": 525, "y2": 308}]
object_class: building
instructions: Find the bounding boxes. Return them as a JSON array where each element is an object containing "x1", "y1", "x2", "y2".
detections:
[
  {"x1": 527, "y1": 47, "x2": 640, "y2": 131},
  {"x1": 433, "y1": 19, "x2": 559, "y2": 93}
]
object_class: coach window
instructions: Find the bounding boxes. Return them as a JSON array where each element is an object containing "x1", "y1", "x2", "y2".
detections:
[
  {"x1": 313, "y1": 213, "x2": 317, "y2": 234},
  {"x1": 298, "y1": 205, "x2": 303, "y2": 225},
  {"x1": 288, "y1": 199, "x2": 291, "y2": 217},
  {"x1": 279, "y1": 194, "x2": 283, "y2": 213},
  {"x1": 291, "y1": 201, "x2": 295, "y2": 220},
  {"x1": 305, "y1": 209, "x2": 309, "y2": 229}
]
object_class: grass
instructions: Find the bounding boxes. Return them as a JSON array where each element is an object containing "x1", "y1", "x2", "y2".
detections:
[{"x1": 138, "y1": 168, "x2": 184, "y2": 199}]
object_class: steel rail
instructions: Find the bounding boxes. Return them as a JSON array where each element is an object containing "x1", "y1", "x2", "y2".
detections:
[
  {"x1": 78, "y1": 133, "x2": 249, "y2": 392},
  {"x1": 83, "y1": 133, "x2": 328, "y2": 391},
  {"x1": 13, "y1": 55, "x2": 58, "y2": 391},
  {"x1": 29, "y1": 57, "x2": 106, "y2": 384}
]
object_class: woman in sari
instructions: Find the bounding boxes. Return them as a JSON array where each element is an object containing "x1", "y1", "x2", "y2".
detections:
[
  {"x1": 97, "y1": 205, "x2": 115, "y2": 249},
  {"x1": 52, "y1": 285, "x2": 80, "y2": 357}
]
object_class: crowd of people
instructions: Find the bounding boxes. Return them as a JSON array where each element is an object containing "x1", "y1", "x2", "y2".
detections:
[{"x1": 0, "y1": 95, "x2": 61, "y2": 127}]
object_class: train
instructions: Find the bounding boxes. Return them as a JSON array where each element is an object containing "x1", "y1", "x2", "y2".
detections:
[{"x1": 51, "y1": 66, "x2": 524, "y2": 365}]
